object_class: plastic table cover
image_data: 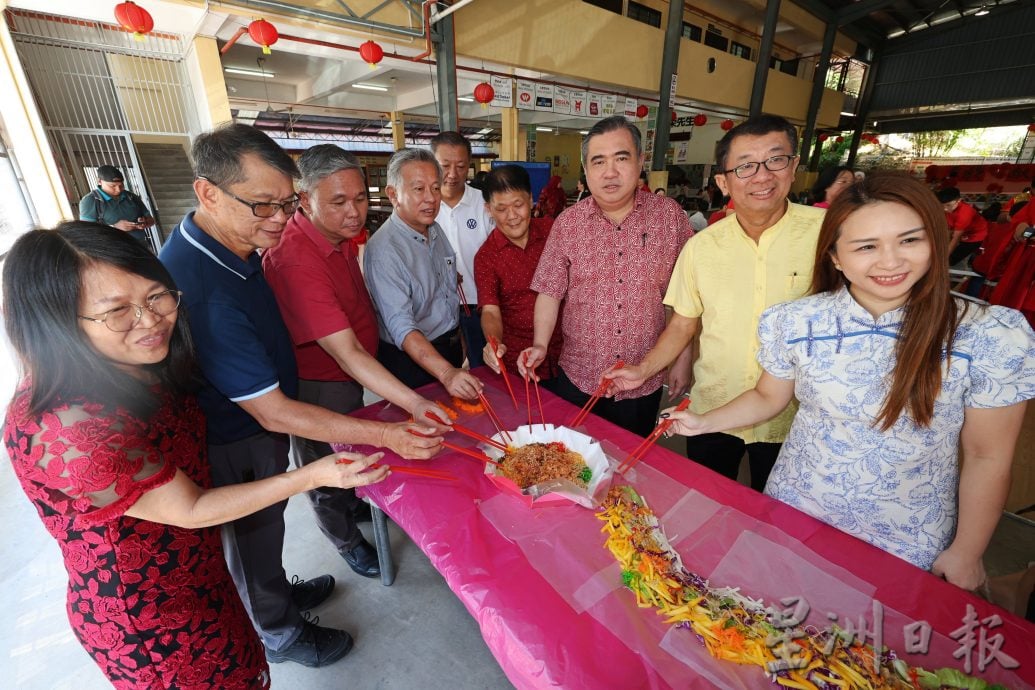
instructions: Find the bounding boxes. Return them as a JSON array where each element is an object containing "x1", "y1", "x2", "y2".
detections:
[{"x1": 350, "y1": 368, "x2": 1035, "y2": 690}]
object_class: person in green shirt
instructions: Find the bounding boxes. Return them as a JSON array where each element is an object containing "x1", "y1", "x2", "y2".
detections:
[{"x1": 78, "y1": 165, "x2": 155, "y2": 247}]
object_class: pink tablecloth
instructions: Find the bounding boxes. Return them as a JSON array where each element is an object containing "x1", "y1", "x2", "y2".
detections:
[{"x1": 352, "y1": 369, "x2": 1035, "y2": 689}]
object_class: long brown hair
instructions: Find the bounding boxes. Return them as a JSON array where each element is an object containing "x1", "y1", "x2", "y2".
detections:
[{"x1": 810, "y1": 172, "x2": 965, "y2": 430}]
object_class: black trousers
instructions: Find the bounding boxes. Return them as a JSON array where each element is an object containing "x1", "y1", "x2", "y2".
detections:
[
  {"x1": 209, "y1": 431, "x2": 300, "y2": 651},
  {"x1": 291, "y1": 379, "x2": 365, "y2": 555},
  {"x1": 376, "y1": 329, "x2": 463, "y2": 390},
  {"x1": 553, "y1": 367, "x2": 662, "y2": 437},
  {"x1": 685, "y1": 432, "x2": 781, "y2": 492},
  {"x1": 459, "y1": 307, "x2": 486, "y2": 368}
]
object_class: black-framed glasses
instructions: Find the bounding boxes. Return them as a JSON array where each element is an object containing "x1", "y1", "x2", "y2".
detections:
[
  {"x1": 79, "y1": 290, "x2": 182, "y2": 332},
  {"x1": 197, "y1": 176, "x2": 299, "y2": 218},
  {"x1": 719, "y1": 154, "x2": 798, "y2": 179}
]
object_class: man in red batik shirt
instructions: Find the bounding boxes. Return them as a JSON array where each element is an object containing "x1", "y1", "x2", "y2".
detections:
[
  {"x1": 474, "y1": 164, "x2": 563, "y2": 386},
  {"x1": 518, "y1": 116, "x2": 694, "y2": 436}
]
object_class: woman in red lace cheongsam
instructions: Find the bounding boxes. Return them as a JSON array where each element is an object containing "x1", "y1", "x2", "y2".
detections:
[{"x1": 2, "y1": 223, "x2": 390, "y2": 689}]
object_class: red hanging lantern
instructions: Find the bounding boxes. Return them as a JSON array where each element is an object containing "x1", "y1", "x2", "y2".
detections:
[
  {"x1": 671, "y1": 111, "x2": 677, "y2": 123},
  {"x1": 473, "y1": 82, "x2": 495, "y2": 109},
  {"x1": 835, "y1": 136, "x2": 844, "y2": 143},
  {"x1": 720, "y1": 119, "x2": 734, "y2": 131},
  {"x1": 635, "y1": 104, "x2": 649, "y2": 119},
  {"x1": 818, "y1": 133, "x2": 829, "y2": 142},
  {"x1": 1028, "y1": 123, "x2": 1035, "y2": 133},
  {"x1": 248, "y1": 19, "x2": 279, "y2": 55},
  {"x1": 114, "y1": 1, "x2": 154, "y2": 41},
  {"x1": 358, "y1": 40, "x2": 384, "y2": 68},
  {"x1": 693, "y1": 114, "x2": 708, "y2": 127}
]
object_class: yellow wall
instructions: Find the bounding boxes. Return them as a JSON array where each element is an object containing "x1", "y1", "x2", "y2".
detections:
[
  {"x1": 531, "y1": 131, "x2": 582, "y2": 190},
  {"x1": 456, "y1": 0, "x2": 843, "y2": 129}
]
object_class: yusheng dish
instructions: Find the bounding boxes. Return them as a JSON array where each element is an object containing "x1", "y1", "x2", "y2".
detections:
[
  {"x1": 482, "y1": 424, "x2": 612, "y2": 508},
  {"x1": 598, "y1": 486, "x2": 1012, "y2": 690},
  {"x1": 497, "y1": 441, "x2": 592, "y2": 489}
]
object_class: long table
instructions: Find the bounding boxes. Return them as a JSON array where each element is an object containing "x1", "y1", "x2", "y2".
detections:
[{"x1": 350, "y1": 369, "x2": 1035, "y2": 689}]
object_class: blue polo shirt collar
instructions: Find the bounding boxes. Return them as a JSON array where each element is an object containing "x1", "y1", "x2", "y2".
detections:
[
  {"x1": 178, "y1": 211, "x2": 262, "y2": 280},
  {"x1": 95, "y1": 187, "x2": 113, "y2": 201}
]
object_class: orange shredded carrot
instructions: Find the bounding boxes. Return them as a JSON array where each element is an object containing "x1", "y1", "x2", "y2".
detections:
[
  {"x1": 451, "y1": 396, "x2": 483, "y2": 414},
  {"x1": 435, "y1": 401, "x2": 460, "y2": 420}
]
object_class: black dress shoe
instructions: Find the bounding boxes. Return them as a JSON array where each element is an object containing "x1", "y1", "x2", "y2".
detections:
[
  {"x1": 342, "y1": 539, "x2": 380, "y2": 578},
  {"x1": 289, "y1": 574, "x2": 335, "y2": 611}
]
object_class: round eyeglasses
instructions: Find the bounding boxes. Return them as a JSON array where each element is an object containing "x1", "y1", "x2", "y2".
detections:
[
  {"x1": 719, "y1": 154, "x2": 797, "y2": 179},
  {"x1": 79, "y1": 290, "x2": 182, "y2": 332}
]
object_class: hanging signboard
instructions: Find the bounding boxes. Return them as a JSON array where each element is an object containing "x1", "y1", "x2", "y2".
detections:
[
  {"x1": 553, "y1": 86, "x2": 572, "y2": 114},
  {"x1": 624, "y1": 97, "x2": 637, "y2": 118},
  {"x1": 535, "y1": 83, "x2": 554, "y2": 110},
  {"x1": 490, "y1": 75, "x2": 513, "y2": 108},
  {"x1": 516, "y1": 80, "x2": 535, "y2": 110},
  {"x1": 570, "y1": 90, "x2": 588, "y2": 116},
  {"x1": 588, "y1": 92, "x2": 602, "y2": 117}
]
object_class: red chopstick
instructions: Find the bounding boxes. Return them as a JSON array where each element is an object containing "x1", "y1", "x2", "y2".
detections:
[
  {"x1": 617, "y1": 398, "x2": 691, "y2": 475},
  {"x1": 457, "y1": 280, "x2": 472, "y2": 317},
  {"x1": 568, "y1": 360, "x2": 624, "y2": 427},
  {"x1": 421, "y1": 413, "x2": 507, "y2": 451},
  {"x1": 440, "y1": 440, "x2": 503, "y2": 466},
  {"x1": 533, "y1": 374, "x2": 545, "y2": 431},
  {"x1": 524, "y1": 370, "x2": 532, "y2": 428},
  {"x1": 477, "y1": 391, "x2": 513, "y2": 444},
  {"x1": 487, "y1": 335, "x2": 519, "y2": 411},
  {"x1": 408, "y1": 428, "x2": 503, "y2": 466},
  {"x1": 336, "y1": 456, "x2": 457, "y2": 481}
]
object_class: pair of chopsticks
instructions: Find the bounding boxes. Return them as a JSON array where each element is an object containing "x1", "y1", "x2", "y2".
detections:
[
  {"x1": 616, "y1": 398, "x2": 691, "y2": 475},
  {"x1": 476, "y1": 391, "x2": 513, "y2": 444},
  {"x1": 522, "y1": 351, "x2": 546, "y2": 430},
  {"x1": 486, "y1": 335, "x2": 519, "y2": 411},
  {"x1": 336, "y1": 456, "x2": 457, "y2": 481},
  {"x1": 408, "y1": 427, "x2": 502, "y2": 467},
  {"x1": 422, "y1": 412, "x2": 507, "y2": 451},
  {"x1": 568, "y1": 360, "x2": 625, "y2": 427}
]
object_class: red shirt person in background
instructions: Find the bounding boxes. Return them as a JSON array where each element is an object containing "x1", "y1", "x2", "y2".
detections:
[
  {"x1": 937, "y1": 187, "x2": 988, "y2": 266},
  {"x1": 263, "y1": 145, "x2": 447, "y2": 577},
  {"x1": 534, "y1": 175, "x2": 567, "y2": 219},
  {"x1": 475, "y1": 165, "x2": 563, "y2": 385}
]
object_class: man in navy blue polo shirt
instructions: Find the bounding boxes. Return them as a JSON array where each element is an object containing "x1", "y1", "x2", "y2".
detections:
[{"x1": 160, "y1": 124, "x2": 441, "y2": 669}]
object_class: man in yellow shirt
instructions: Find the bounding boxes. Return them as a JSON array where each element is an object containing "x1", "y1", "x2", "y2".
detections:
[{"x1": 606, "y1": 114, "x2": 825, "y2": 490}]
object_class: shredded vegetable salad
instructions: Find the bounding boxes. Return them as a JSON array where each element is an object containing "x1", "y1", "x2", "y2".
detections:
[{"x1": 597, "y1": 486, "x2": 1010, "y2": 690}]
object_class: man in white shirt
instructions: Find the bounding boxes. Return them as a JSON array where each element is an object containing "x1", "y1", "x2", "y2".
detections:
[
  {"x1": 687, "y1": 197, "x2": 710, "y2": 231},
  {"x1": 432, "y1": 131, "x2": 494, "y2": 367}
]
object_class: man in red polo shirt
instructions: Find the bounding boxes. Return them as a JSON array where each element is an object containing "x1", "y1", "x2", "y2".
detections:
[
  {"x1": 474, "y1": 165, "x2": 563, "y2": 385},
  {"x1": 937, "y1": 187, "x2": 988, "y2": 266},
  {"x1": 263, "y1": 144, "x2": 448, "y2": 578}
]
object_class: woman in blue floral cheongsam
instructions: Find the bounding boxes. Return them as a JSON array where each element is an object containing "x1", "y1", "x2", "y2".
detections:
[{"x1": 663, "y1": 174, "x2": 1035, "y2": 591}]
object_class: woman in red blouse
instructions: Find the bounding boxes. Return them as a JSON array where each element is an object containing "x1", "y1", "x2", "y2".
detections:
[{"x1": 2, "y1": 223, "x2": 389, "y2": 689}]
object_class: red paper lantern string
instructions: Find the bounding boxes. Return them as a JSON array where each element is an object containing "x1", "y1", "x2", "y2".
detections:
[
  {"x1": 358, "y1": 40, "x2": 384, "y2": 68},
  {"x1": 114, "y1": 1, "x2": 154, "y2": 41},
  {"x1": 1028, "y1": 123, "x2": 1035, "y2": 133},
  {"x1": 635, "y1": 104, "x2": 648, "y2": 119},
  {"x1": 248, "y1": 19, "x2": 279, "y2": 55},
  {"x1": 693, "y1": 114, "x2": 708, "y2": 127},
  {"x1": 720, "y1": 119, "x2": 734, "y2": 131},
  {"x1": 818, "y1": 133, "x2": 829, "y2": 142},
  {"x1": 473, "y1": 82, "x2": 495, "y2": 109}
]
